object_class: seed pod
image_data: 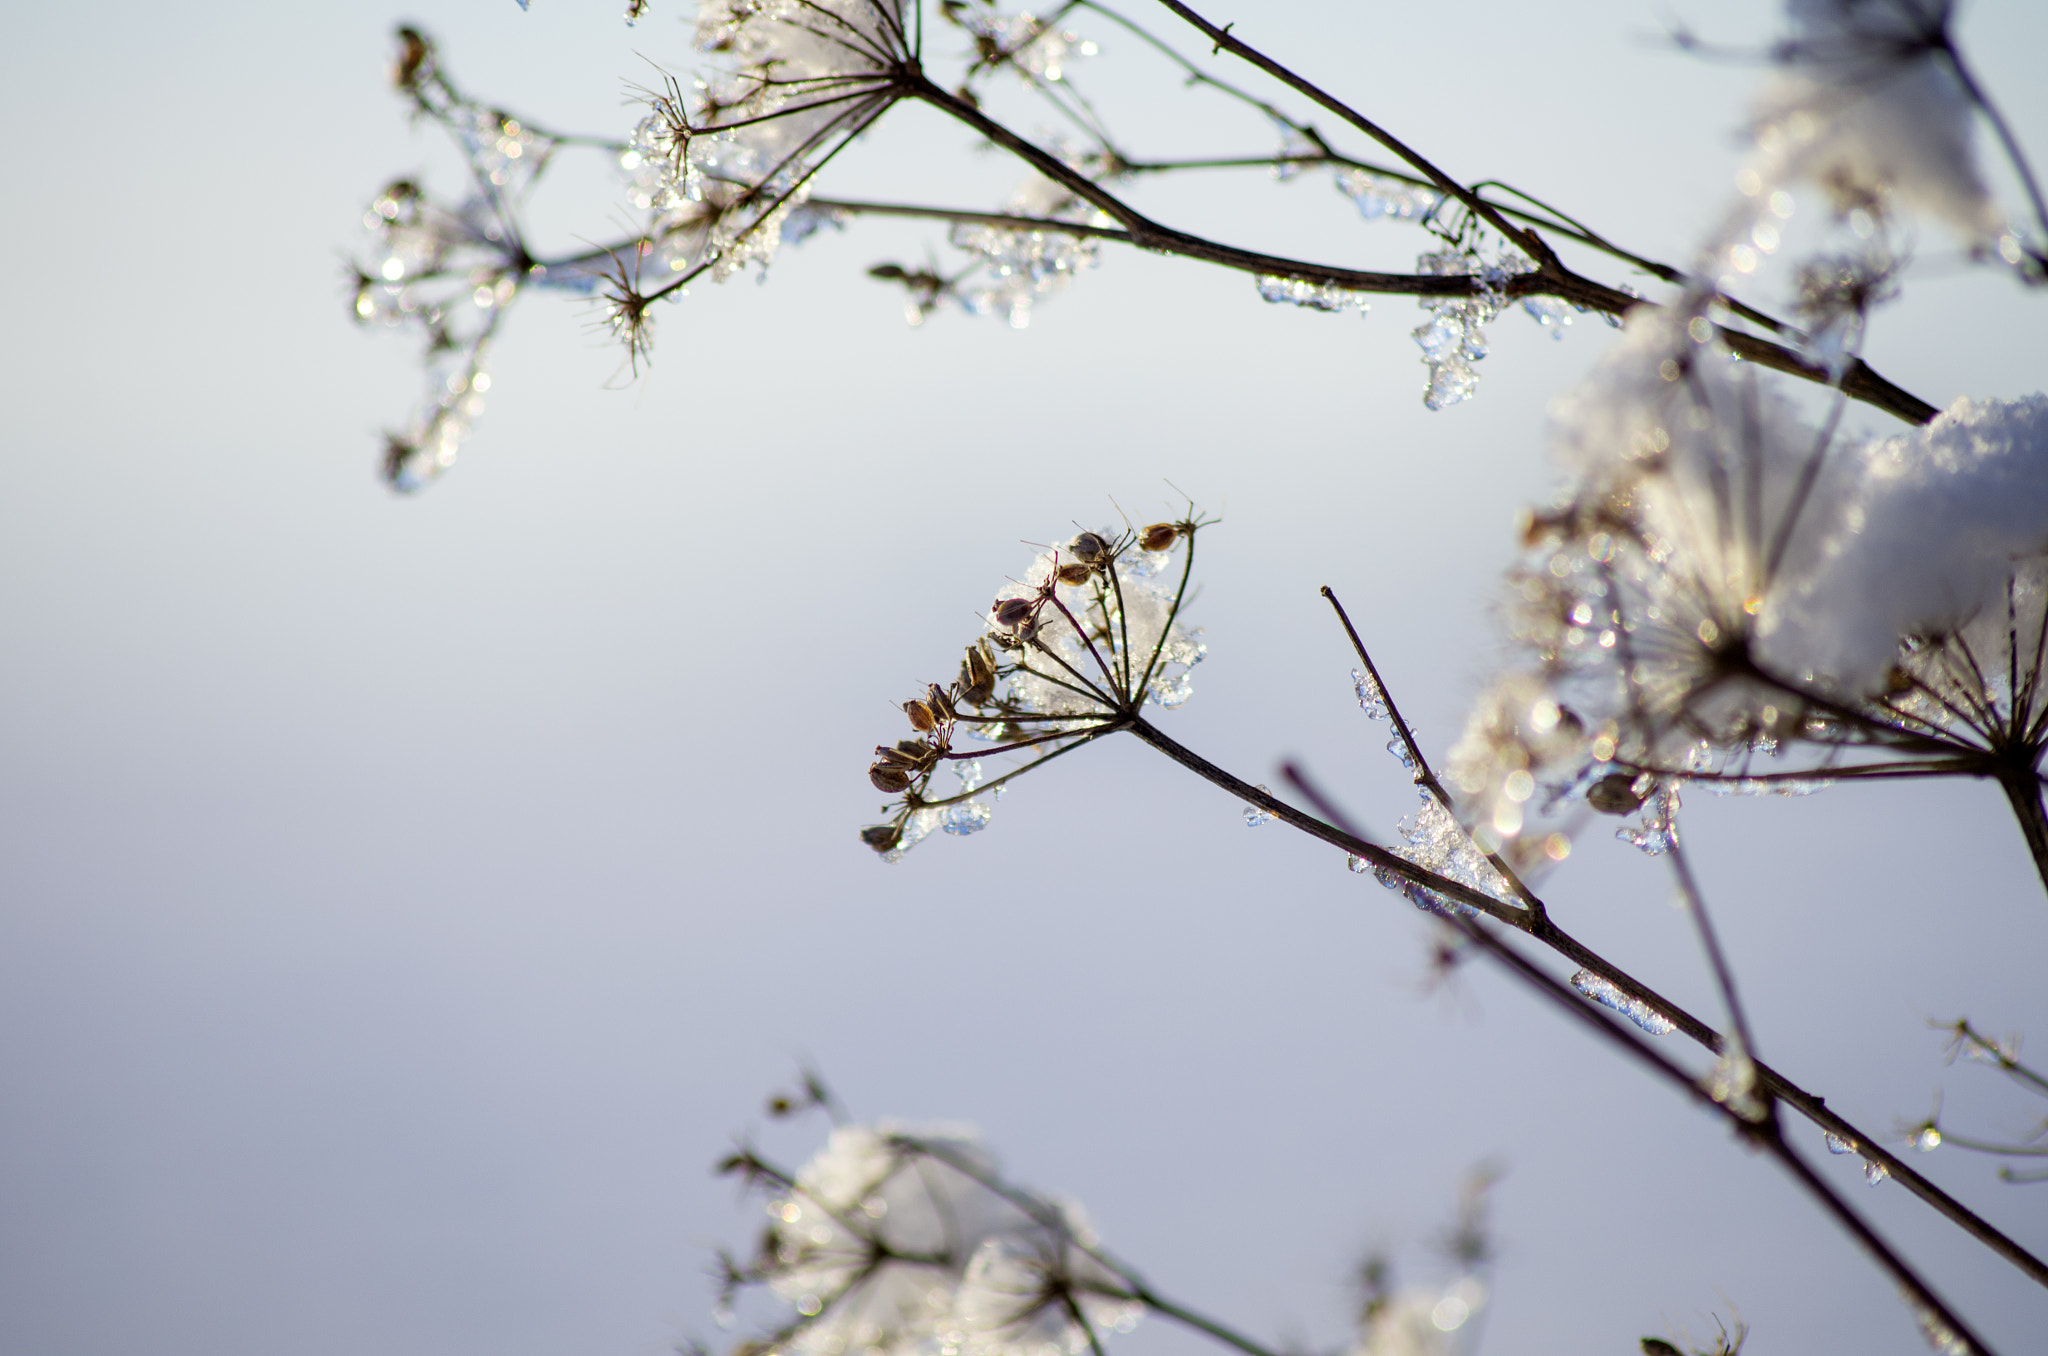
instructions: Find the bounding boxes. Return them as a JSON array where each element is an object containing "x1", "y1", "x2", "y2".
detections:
[
  {"x1": 872, "y1": 742, "x2": 923, "y2": 770},
  {"x1": 1139, "y1": 522, "x2": 1179, "y2": 552},
  {"x1": 860, "y1": 823, "x2": 904, "y2": 852},
  {"x1": 1056, "y1": 562, "x2": 1091, "y2": 586},
  {"x1": 992, "y1": 597, "x2": 1036, "y2": 632},
  {"x1": 1586, "y1": 772, "x2": 1649, "y2": 815},
  {"x1": 903, "y1": 699, "x2": 937, "y2": 733},
  {"x1": 959, "y1": 640, "x2": 997, "y2": 704},
  {"x1": 1069, "y1": 531, "x2": 1110, "y2": 564},
  {"x1": 869, "y1": 763, "x2": 912, "y2": 794},
  {"x1": 926, "y1": 682, "x2": 955, "y2": 721}
]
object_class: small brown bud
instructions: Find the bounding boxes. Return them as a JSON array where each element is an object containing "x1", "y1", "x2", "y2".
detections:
[
  {"x1": 860, "y1": 823, "x2": 904, "y2": 852},
  {"x1": 992, "y1": 597, "x2": 1036, "y2": 631},
  {"x1": 1056, "y1": 563, "x2": 1091, "y2": 586},
  {"x1": 904, "y1": 699, "x2": 937, "y2": 733},
  {"x1": 1069, "y1": 531, "x2": 1110, "y2": 564},
  {"x1": 926, "y1": 682, "x2": 955, "y2": 721},
  {"x1": 1586, "y1": 772, "x2": 1649, "y2": 815},
  {"x1": 1139, "y1": 522, "x2": 1179, "y2": 552},
  {"x1": 392, "y1": 26, "x2": 432, "y2": 90},
  {"x1": 869, "y1": 763, "x2": 913, "y2": 794}
]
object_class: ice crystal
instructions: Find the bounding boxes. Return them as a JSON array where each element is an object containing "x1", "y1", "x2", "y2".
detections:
[
  {"x1": 960, "y1": 8, "x2": 1098, "y2": 83},
  {"x1": 1334, "y1": 168, "x2": 1443, "y2": 222},
  {"x1": 1825, "y1": 1131, "x2": 1854, "y2": 1154},
  {"x1": 1617, "y1": 784, "x2": 1680, "y2": 856},
  {"x1": 950, "y1": 176, "x2": 1107, "y2": 327},
  {"x1": 1352, "y1": 667, "x2": 1389, "y2": 719},
  {"x1": 1864, "y1": 1158, "x2": 1890, "y2": 1187},
  {"x1": 1244, "y1": 786, "x2": 1275, "y2": 827},
  {"x1": 1256, "y1": 274, "x2": 1370, "y2": 315},
  {"x1": 1411, "y1": 248, "x2": 1532, "y2": 410},
  {"x1": 1569, "y1": 969, "x2": 1677, "y2": 1035}
]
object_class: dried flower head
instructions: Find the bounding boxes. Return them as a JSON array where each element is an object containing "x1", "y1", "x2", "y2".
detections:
[
  {"x1": 717, "y1": 1122, "x2": 1139, "y2": 1356},
  {"x1": 1456, "y1": 303, "x2": 2048, "y2": 860},
  {"x1": 861, "y1": 515, "x2": 1211, "y2": 859}
]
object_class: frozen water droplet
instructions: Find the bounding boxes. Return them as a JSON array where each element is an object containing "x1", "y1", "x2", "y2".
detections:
[
  {"x1": 942, "y1": 800, "x2": 994, "y2": 836},
  {"x1": 1824, "y1": 1132, "x2": 1854, "y2": 1155},
  {"x1": 1569, "y1": 969, "x2": 1676, "y2": 1035},
  {"x1": 1244, "y1": 786, "x2": 1275, "y2": 827},
  {"x1": 1351, "y1": 667, "x2": 1388, "y2": 719},
  {"x1": 1386, "y1": 736, "x2": 1416, "y2": 770},
  {"x1": 1255, "y1": 273, "x2": 1370, "y2": 314},
  {"x1": 956, "y1": 760, "x2": 986, "y2": 792},
  {"x1": 1333, "y1": 168, "x2": 1443, "y2": 222},
  {"x1": 1617, "y1": 785, "x2": 1680, "y2": 855},
  {"x1": 1864, "y1": 1159, "x2": 1889, "y2": 1187},
  {"x1": 1916, "y1": 1127, "x2": 1942, "y2": 1152},
  {"x1": 1346, "y1": 854, "x2": 1370, "y2": 873}
]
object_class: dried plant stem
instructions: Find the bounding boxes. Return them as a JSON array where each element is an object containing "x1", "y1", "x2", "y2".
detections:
[
  {"x1": 1999, "y1": 768, "x2": 2048, "y2": 901},
  {"x1": 898, "y1": 73, "x2": 1938, "y2": 425},
  {"x1": 1280, "y1": 766, "x2": 1997, "y2": 1356},
  {"x1": 1120, "y1": 715, "x2": 2048, "y2": 1293}
]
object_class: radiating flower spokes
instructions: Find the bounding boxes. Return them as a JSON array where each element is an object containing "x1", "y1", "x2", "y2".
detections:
[
  {"x1": 1453, "y1": 299, "x2": 2048, "y2": 886},
  {"x1": 714, "y1": 1116, "x2": 1142, "y2": 1356},
  {"x1": 862, "y1": 514, "x2": 1210, "y2": 859}
]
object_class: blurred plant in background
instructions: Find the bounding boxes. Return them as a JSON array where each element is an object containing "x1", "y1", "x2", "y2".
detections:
[{"x1": 350, "y1": 2, "x2": 2048, "y2": 1350}]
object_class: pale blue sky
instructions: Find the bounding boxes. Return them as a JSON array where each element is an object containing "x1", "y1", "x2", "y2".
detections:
[{"x1": 2, "y1": 3, "x2": 2046, "y2": 1354}]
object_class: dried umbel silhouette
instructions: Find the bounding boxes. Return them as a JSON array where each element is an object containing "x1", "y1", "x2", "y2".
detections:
[{"x1": 350, "y1": 2, "x2": 2048, "y2": 1351}]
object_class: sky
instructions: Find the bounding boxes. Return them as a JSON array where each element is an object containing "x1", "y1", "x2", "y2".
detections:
[{"x1": 2, "y1": 2, "x2": 2047, "y2": 1354}]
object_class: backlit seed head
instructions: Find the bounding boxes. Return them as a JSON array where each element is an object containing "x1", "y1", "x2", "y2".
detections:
[
  {"x1": 903, "y1": 700, "x2": 938, "y2": 733},
  {"x1": 1586, "y1": 772, "x2": 1650, "y2": 815},
  {"x1": 1056, "y1": 563, "x2": 1091, "y2": 586},
  {"x1": 1139, "y1": 522, "x2": 1180, "y2": 552},
  {"x1": 925, "y1": 682, "x2": 955, "y2": 721},
  {"x1": 1069, "y1": 531, "x2": 1111, "y2": 564},
  {"x1": 869, "y1": 763, "x2": 912, "y2": 794}
]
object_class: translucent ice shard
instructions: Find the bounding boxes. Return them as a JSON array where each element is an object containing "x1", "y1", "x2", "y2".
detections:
[{"x1": 1569, "y1": 969, "x2": 1677, "y2": 1035}]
